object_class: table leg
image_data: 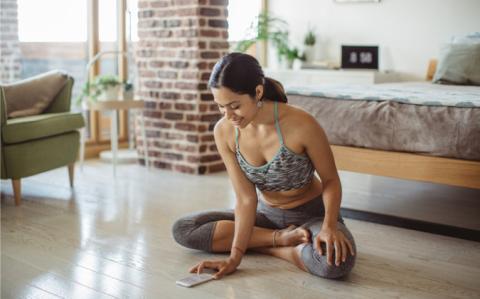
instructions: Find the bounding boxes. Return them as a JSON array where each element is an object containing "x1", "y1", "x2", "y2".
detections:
[
  {"x1": 80, "y1": 127, "x2": 86, "y2": 171},
  {"x1": 111, "y1": 110, "x2": 118, "y2": 176},
  {"x1": 128, "y1": 110, "x2": 134, "y2": 150},
  {"x1": 140, "y1": 111, "x2": 149, "y2": 169}
]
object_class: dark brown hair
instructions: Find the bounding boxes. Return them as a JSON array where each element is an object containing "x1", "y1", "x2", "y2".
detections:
[{"x1": 208, "y1": 52, "x2": 288, "y2": 103}]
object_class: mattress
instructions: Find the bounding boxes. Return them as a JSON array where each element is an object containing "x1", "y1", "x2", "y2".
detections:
[{"x1": 287, "y1": 82, "x2": 480, "y2": 161}]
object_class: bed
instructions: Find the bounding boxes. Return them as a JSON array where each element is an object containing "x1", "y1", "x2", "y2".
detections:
[
  {"x1": 285, "y1": 62, "x2": 480, "y2": 240},
  {"x1": 286, "y1": 63, "x2": 480, "y2": 190}
]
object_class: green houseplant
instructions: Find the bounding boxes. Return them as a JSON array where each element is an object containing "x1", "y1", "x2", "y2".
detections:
[
  {"x1": 304, "y1": 28, "x2": 316, "y2": 46},
  {"x1": 235, "y1": 12, "x2": 289, "y2": 54},
  {"x1": 278, "y1": 46, "x2": 304, "y2": 69},
  {"x1": 76, "y1": 74, "x2": 126, "y2": 105},
  {"x1": 303, "y1": 27, "x2": 316, "y2": 64},
  {"x1": 235, "y1": 12, "x2": 304, "y2": 68}
]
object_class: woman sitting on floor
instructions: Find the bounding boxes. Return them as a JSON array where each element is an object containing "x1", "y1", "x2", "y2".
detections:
[{"x1": 172, "y1": 53, "x2": 356, "y2": 280}]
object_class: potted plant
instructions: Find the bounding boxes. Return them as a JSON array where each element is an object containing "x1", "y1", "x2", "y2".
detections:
[
  {"x1": 303, "y1": 27, "x2": 316, "y2": 64},
  {"x1": 235, "y1": 12, "x2": 289, "y2": 51},
  {"x1": 235, "y1": 13, "x2": 307, "y2": 69},
  {"x1": 76, "y1": 74, "x2": 125, "y2": 105},
  {"x1": 278, "y1": 46, "x2": 304, "y2": 69},
  {"x1": 123, "y1": 81, "x2": 134, "y2": 100},
  {"x1": 235, "y1": 12, "x2": 290, "y2": 64}
]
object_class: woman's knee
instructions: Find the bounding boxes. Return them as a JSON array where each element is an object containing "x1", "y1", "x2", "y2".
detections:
[
  {"x1": 171, "y1": 216, "x2": 193, "y2": 247},
  {"x1": 172, "y1": 211, "x2": 233, "y2": 251},
  {"x1": 300, "y1": 221, "x2": 357, "y2": 279},
  {"x1": 300, "y1": 243, "x2": 356, "y2": 279},
  {"x1": 172, "y1": 217, "x2": 216, "y2": 251}
]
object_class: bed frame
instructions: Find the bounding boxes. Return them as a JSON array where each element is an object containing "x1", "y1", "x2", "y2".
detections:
[
  {"x1": 331, "y1": 60, "x2": 480, "y2": 190},
  {"x1": 327, "y1": 60, "x2": 480, "y2": 241},
  {"x1": 332, "y1": 145, "x2": 480, "y2": 189}
]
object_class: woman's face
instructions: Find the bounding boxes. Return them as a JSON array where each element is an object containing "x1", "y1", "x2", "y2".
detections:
[{"x1": 211, "y1": 86, "x2": 262, "y2": 128}]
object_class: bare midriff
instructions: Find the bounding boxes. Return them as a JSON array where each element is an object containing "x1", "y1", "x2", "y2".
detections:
[{"x1": 260, "y1": 177, "x2": 323, "y2": 209}]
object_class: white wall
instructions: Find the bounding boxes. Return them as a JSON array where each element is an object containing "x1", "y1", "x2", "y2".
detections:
[{"x1": 267, "y1": 0, "x2": 480, "y2": 81}]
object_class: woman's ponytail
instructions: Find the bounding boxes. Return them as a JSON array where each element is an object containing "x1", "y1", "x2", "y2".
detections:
[{"x1": 263, "y1": 77, "x2": 288, "y2": 103}]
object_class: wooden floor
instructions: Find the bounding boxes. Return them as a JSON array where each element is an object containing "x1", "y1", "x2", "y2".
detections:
[{"x1": 1, "y1": 160, "x2": 479, "y2": 299}]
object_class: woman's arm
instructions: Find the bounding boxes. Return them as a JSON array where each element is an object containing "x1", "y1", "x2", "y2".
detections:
[
  {"x1": 214, "y1": 120, "x2": 258, "y2": 260},
  {"x1": 190, "y1": 118, "x2": 258, "y2": 279},
  {"x1": 301, "y1": 112, "x2": 355, "y2": 266},
  {"x1": 302, "y1": 113, "x2": 341, "y2": 227}
]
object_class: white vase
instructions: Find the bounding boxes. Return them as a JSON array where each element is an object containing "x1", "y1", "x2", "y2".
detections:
[
  {"x1": 278, "y1": 58, "x2": 289, "y2": 70},
  {"x1": 98, "y1": 85, "x2": 121, "y2": 101},
  {"x1": 286, "y1": 59, "x2": 294, "y2": 69},
  {"x1": 304, "y1": 45, "x2": 316, "y2": 64}
]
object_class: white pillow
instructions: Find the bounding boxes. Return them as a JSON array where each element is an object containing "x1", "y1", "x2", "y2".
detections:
[{"x1": 433, "y1": 34, "x2": 480, "y2": 86}]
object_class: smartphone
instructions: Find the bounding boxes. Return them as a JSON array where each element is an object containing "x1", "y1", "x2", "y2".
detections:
[{"x1": 176, "y1": 273, "x2": 215, "y2": 288}]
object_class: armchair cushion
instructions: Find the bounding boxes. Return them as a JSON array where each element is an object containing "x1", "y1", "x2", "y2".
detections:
[
  {"x1": 3, "y1": 70, "x2": 69, "y2": 118},
  {"x1": 2, "y1": 112, "x2": 84, "y2": 144}
]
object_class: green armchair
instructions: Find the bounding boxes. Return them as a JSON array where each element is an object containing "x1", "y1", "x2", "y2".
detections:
[{"x1": 1, "y1": 72, "x2": 85, "y2": 205}]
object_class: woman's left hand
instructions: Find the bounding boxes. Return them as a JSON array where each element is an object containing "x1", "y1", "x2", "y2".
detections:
[
  {"x1": 188, "y1": 257, "x2": 240, "y2": 280},
  {"x1": 315, "y1": 226, "x2": 355, "y2": 266}
]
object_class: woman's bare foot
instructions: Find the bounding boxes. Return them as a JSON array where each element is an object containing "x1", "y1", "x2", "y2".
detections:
[
  {"x1": 252, "y1": 244, "x2": 309, "y2": 272},
  {"x1": 275, "y1": 225, "x2": 310, "y2": 247}
]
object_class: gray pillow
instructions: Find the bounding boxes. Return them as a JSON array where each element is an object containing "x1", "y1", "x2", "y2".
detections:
[
  {"x1": 452, "y1": 32, "x2": 480, "y2": 44},
  {"x1": 2, "y1": 70, "x2": 68, "y2": 118},
  {"x1": 433, "y1": 41, "x2": 480, "y2": 86}
]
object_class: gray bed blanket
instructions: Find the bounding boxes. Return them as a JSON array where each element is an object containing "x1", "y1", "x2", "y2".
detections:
[
  {"x1": 287, "y1": 82, "x2": 480, "y2": 108},
  {"x1": 288, "y1": 85, "x2": 480, "y2": 161}
]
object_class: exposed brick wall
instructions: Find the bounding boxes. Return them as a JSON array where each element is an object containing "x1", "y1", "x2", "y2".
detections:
[
  {"x1": 135, "y1": 0, "x2": 229, "y2": 175},
  {"x1": 0, "y1": 0, "x2": 21, "y2": 83}
]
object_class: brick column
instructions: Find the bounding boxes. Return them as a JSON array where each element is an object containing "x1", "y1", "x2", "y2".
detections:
[
  {"x1": 0, "y1": 0, "x2": 21, "y2": 83},
  {"x1": 135, "y1": 0, "x2": 229, "y2": 174}
]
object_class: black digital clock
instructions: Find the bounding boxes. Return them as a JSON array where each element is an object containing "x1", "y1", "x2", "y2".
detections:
[{"x1": 341, "y1": 45, "x2": 379, "y2": 69}]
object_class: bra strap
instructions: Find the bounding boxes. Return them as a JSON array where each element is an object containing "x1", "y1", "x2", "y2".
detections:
[
  {"x1": 235, "y1": 127, "x2": 239, "y2": 149},
  {"x1": 274, "y1": 102, "x2": 284, "y2": 145}
]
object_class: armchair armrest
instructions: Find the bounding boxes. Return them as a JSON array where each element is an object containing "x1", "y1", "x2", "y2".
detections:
[
  {"x1": 1, "y1": 87, "x2": 6, "y2": 126},
  {"x1": 44, "y1": 76, "x2": 74, "y2": 113}
]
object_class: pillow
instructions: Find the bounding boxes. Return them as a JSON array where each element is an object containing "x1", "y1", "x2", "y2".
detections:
[
  {"x1": 452, "y1": 32, "x2": 480, "y2": 44},
  {"x1": 2, "y1": 70, "x2": 68, "y2": 118},
  {"x1": 433, "y1": 35, "x2": 480, "y2": 86}
]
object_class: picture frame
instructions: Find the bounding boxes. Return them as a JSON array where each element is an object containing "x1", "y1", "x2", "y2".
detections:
[
  {"x1": 341, "y1": 45, "x2": 379, "y2": 69},
  {"x1": 334, "y1": 0, "x2": 381, "y2": 3}
]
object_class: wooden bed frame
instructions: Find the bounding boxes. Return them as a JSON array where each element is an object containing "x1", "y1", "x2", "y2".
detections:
[
  {"x1": 330, "y1": 60, "x2": 480, "y2": 190},
  {"x1": 331, "y1": 145, "x2": 480, "y2": 189}
]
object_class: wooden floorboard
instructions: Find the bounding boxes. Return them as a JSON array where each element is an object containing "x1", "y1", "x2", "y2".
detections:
[{"x1": 1, "y1": 160, "x2": 479, "y2": 298}]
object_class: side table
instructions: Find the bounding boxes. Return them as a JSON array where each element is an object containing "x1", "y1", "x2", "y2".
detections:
[{"x1": 79, "y1": 99, "x2": 149, "y2": 175}]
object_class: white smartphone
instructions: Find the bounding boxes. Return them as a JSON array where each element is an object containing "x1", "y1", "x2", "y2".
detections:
[{"x1": 176, "y1": 273, "x2": 215, "y2": 288}]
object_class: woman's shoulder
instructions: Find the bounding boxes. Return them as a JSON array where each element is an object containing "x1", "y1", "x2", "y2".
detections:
[
  {"x1": 280, "y1": 102, "x2": 318, "y2": 129},
  {"x1": 214, "y1": 116, "x2": 232, "y2": 135},
  {"x1": 214, "y1": 116, "x2": 236, "y2": 151}
]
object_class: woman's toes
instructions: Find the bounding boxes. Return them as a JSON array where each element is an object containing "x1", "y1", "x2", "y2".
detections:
[
  {"x1": 285, "y1": 225, "x2": 296, "y2": 232},
  {"x1": 277, "y1": 226, "x2": 311, "y2": 247},
  {"x1": 277, "y1": 226, "x2": 296, "y2": 246},
  {"x1": 301, "y1": 227, "x2": 311, "y2": 242}
]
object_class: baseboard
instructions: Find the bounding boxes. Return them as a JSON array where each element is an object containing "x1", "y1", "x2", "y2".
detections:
[{"x1": 341, "y1": 207, "x2": 480, "y2": 242}]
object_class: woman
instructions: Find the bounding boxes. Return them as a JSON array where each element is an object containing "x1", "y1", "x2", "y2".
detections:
[{"x1": 172, "y1": 53, "x2": 356, "y2": 280}]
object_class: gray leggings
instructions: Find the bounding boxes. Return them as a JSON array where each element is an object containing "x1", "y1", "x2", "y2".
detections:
[{"x1": 172, "y1": 195, "x2": 356, "y2": 279}]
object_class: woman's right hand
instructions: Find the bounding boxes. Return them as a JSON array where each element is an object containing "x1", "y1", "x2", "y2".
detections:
[{"x1": 189, "y1": 257, "x2": 240, "y2": 280}]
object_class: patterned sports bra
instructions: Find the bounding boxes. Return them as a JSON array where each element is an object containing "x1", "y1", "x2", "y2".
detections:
[{"x1": 235, "y1": 102, "x2": 315, "y2": 192}]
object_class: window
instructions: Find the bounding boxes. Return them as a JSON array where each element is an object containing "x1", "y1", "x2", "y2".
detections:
[
  {"x1": 18, "y1": 0, "x2": 87, "y2": 42},
  {"x1": 17, "y1": 0, "x2": 88, "y2": 106},
  {"x1": 127, "y1": 0, "x2": 139, "y2": 42},
  {"x1": 228, "y1": 0, "x2": 262, "y2": 42},
  {"x1": 17, "y1": 0, "x2": 132, "y2": 152}
]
